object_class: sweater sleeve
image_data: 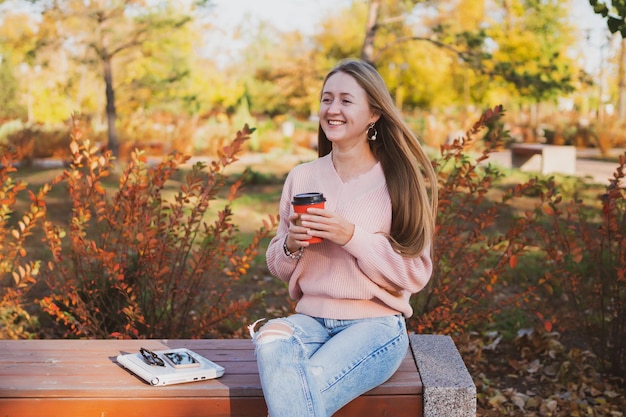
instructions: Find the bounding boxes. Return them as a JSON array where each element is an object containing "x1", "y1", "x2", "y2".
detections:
[
  {"x1": 342, "y1": 224, "x2": 433, "y2": 294},
  {"x1": 265, "y1": 172, "x2": 299, "y2": 283}
]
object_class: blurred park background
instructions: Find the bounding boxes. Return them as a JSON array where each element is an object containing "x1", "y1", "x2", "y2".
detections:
[
  {"x1": 1, "y1": 0, "x2": 626, "y2": 159},
  {"x1": 1, "y1": 1, "x2": 625, "y2": 415}
]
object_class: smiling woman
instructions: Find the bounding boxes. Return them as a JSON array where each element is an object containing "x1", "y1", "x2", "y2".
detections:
[{"x1": 252, "y1": 58, "x2": 438, "y2": 417}]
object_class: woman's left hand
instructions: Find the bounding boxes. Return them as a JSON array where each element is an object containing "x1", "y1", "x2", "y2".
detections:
[{"x1": 299, "y1": 208, "x2": 354, "y2": 246}]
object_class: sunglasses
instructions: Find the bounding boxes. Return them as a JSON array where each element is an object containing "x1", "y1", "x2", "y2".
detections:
[{"x1": 139, "y1": 347, "x2": 165, "y2": 367}]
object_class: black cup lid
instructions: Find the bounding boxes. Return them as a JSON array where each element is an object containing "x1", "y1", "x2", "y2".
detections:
[{"x1": 292, "y1": 192, "x2": 326, "y2": 204}]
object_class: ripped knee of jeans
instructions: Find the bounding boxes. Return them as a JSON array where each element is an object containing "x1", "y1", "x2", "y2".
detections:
[{"x1": 252, "y1": 321, "x2": 294, "y2": 346}]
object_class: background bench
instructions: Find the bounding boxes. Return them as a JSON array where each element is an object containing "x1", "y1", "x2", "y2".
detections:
[
  {"x1": 0, "y1": 334, "x2": 475, "y2": 417},
  {"x1": 511, "y1": 143, "x2": 576, "y2": 175}
]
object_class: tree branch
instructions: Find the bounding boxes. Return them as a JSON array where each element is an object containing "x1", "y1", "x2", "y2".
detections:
[{"x1": 374, "y1": 35, "x2": 472, "y2": 62}]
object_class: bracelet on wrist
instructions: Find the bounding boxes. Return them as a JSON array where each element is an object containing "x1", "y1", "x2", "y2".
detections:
[{"x1": 283, "y1": 238, "x2": 304, "y2": 260}]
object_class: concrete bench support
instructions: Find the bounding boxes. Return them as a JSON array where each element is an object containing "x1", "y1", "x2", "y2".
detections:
[
  {"x1": 410, "y1": 334, "x2": 476, "y2": 417},
  {"x1": 511, "y1": 143, "x2": 576, "y2": 175}
]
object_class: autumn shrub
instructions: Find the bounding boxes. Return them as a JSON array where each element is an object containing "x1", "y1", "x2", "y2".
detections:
[
  {"x1": 533, "y1": 155, "x2": 626, "y2": 377},
  {"x1": 0, "y1": 119, "x2": 24, "y2": 147},
  {"x1": 5, "y1": 124, "x2": 72, "y2": 162},
  {"x1": 410, "y1": 104, "x2": 626, "y2": 382},
  {"x1": 118, "y1": 112, "x2": 202, "y2": 158},
  {"x1": 0, "y1": 152, "x2": 52, "y2": 339},
  {"x1": 410, "y1": 105, "x2": 548, "y2": 335},
  {"x1": 191, "y1": 116, "x2": 233, "y2": 156},
  {"x1": 40, "y1": 118, "x2": 277, "y2": 339}
]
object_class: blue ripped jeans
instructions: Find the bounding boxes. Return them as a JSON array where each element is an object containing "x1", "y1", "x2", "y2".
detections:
[{"x1": 252, "y1": 314, "x2": 409, "y2": 417}]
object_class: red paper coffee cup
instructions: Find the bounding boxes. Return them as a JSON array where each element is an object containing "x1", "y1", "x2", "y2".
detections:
[{"x1": 292, "y1": 192, "x2": 326, "y2": 244}]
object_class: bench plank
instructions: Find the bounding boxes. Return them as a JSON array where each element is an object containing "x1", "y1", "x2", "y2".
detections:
[
  {"x1": 0, "y1": 338, "x2": 423, "y2": 417},
  {"x1": 1, "y1": 396, "x2": 422, "y2": 417}
]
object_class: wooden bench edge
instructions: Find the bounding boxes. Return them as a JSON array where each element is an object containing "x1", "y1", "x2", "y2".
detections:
[{"x1": 408, "y1": 334, "x2": 476, "y2": 417}]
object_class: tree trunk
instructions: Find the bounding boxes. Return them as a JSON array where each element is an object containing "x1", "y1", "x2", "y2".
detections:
[
  {"x1": 361, "y1": 0, "x2": 380, "y2": 67},
  {"x1": 103, "y1": 57, "x2": 119, "y2": 157},
  {"x1": 618, "y1": 38, "x2": 626, "y2": 121}
]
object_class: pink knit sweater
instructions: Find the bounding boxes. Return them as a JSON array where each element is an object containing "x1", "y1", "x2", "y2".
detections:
[{"x1": 266, "y1": 154, "x2": 433, "y2": 319}]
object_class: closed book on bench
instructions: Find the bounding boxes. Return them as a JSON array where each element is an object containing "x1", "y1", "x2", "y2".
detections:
[{"x1": 117, "y1": 347, "x2": 225, "y2": 386}]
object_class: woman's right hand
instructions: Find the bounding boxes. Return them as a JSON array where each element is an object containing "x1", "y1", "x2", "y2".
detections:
[{"x1": 285, "y1": 212, "x2": 311, "y2": 251}]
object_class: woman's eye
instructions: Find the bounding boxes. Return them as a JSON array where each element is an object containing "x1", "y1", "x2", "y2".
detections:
[
  {"x1": 342, "y1": 99, "x2": 352, "y2": 104},
  {"x1": 321, "y1": 97, "x2": 331, "y2": 103}
]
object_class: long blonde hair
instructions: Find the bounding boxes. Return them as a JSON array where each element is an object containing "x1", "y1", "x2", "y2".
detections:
[{"x1": 318, "y1": 58, "x2": 437, "y2": 257}]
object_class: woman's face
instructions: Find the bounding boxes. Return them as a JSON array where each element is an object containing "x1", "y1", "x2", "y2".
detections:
[{"x1": 320, "y1": 71, "x2": 379, "y2": 147}]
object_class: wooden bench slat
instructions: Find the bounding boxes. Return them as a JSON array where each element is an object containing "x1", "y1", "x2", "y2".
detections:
[
  {"x1": 511, "y1": 143, "x2": 545, "y2": 156},
  {"x1": 0, "y1": 355, "x2": 417, "y2": 375},
  {"x1": 1, "y1": 367, "x2": 420, "y2": 397},
  {"x1": 0, "y1": 398, "x2": 272, "y2": 417},
  {"x1": 0, "y1": 338, "x2": 256, "y2": 351},
  {"x1": 0, "y1": 395, "x2": 422, "y2": 417}
]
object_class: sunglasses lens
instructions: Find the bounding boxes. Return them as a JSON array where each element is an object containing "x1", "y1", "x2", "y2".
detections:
[{"x1": 140, "y1": 348, "x2": 164, "y2": 366}]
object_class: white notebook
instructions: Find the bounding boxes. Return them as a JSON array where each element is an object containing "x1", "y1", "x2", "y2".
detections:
[{"x1": 117, "y1": 347, "x2": 225, "y2": 386}]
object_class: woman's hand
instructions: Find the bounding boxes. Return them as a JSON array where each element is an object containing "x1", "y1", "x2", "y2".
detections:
[
  {"x1": 298, "y1": 208, "x2": 355, "y2": 246},
  {"x1": 285, "y1": 212, "x2": 313, "y2": 252}
]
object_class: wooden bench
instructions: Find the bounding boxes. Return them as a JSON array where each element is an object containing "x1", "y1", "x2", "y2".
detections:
[
  {"x1": 0, "y1": 335, "x2": 475, "y2": 417},
  {"x1": 511, "y1": 143, "x2": 576, "y2": 175}
]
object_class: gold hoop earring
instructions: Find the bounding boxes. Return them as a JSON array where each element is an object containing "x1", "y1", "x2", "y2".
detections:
[{"x1": 367, "y1": 123, "x2": 378, "y2": 141}]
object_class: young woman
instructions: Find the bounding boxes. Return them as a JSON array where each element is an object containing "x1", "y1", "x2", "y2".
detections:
[{"x1": 251, "y1": 58, "x2": 438, "y2": 417}]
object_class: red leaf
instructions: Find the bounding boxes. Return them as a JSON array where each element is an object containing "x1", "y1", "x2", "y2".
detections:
[{"x1": 544, "y1": 321, "x2": 553, "y2": 332}]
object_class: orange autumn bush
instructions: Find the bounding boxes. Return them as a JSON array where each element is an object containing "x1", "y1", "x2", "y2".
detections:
[
  {"x1": 410, "y1": 105, "x2": 625, "y2": 379},
  {"x1": 0, "y1": 152, "x2": 51, "y2": 339},
  {"x1": 410, "y1": 105, "x2": 546, "y2": 335},
  {"x1": 533, "y1": 157, "x2": 626, "y2": 377},
  {"x1": 39, "y1": 118, "x2": 277, "y2": 339}
]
